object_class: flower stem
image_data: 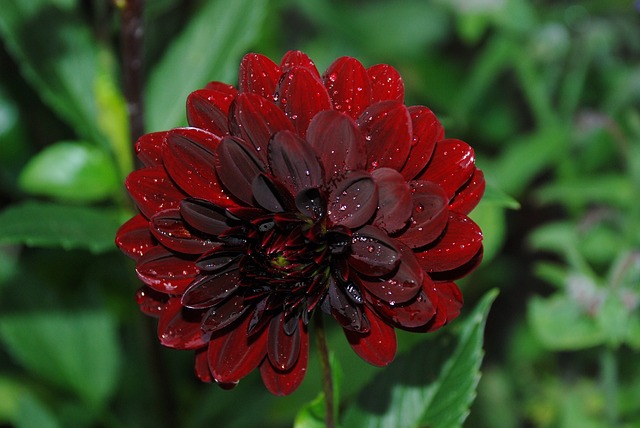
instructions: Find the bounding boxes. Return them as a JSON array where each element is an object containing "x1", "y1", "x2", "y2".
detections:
[
  {"x1": 600, "y1": 345, "x2": 619, "y2": 426},
  {"x1": 314, "y1": 312, "x2": 336, "y2": 428}
]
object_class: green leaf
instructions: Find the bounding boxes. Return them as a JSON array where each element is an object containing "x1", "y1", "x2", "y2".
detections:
[
  {"x1": 0, "y1": 311, "x2": 121, "y2": 409},
  {"x1": 18, "y1": 141, "x2": 119, "y2": 203},
  {"x1": 145, "y1": 0, "x2": 268, "y2": 131},
  {"x1": 342, "y1": 290, "x2": 498, "y2": 428},
  {"x1": 0, "y1": 201, "x2": 124, "y2": 253},
  {"x1": 15, "y1": 392, "x2": 61, "y2": 428},
  {"x1": 295, "y1": 352, "x2": 343, "y2": 428}
]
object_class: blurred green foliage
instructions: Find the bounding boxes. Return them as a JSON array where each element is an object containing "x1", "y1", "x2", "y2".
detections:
[{"x1": 0, "y1": 0, "x2": 639, "y2": 426}]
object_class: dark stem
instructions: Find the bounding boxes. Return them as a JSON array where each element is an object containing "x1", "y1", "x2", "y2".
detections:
[{"x1": 314, "y1": 312, "x2": 336, "y2": 428}]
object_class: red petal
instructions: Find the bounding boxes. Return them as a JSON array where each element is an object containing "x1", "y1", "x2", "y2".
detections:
[
  {"x1": 260, "y1": 321, "x2": 309, "y2": 396},
  {"x1": 280, "y1": 51, "x2": 320, "y2": 77},
  {"x1": 186, "y1": 87, "x2": 236, "y2": 136},
  {"x1": 268, "y1": 130, "x2": 323, "y2": 194},
  {"x1": 158, "y1": 297, "x2": 208, "y2": 349},
  {"x1": 306, "y1": 110, "x2": 366, "y2": 177},
  {"x1": 126, "y1": 166, "x2": 184, "y2": 218},
  {"x1": 349, "y1": 225, "x2": 400, "y2": 276},
  {"x1": 208, "y1": 313, "x2": 269, "y2": 383},
  {"x1": 397, "y1": 181, "x2": 449, "y2": 249},
  {"x1": 357, "y1": 101, "x2": 412, "y2": 171},
  {"x1": 323, "y1": 56, "x2": 372, "y2": 119},
  {"x1": 275, "y1": 67, "x2": 331, "y2": 138},
  {"x1": 400, "y1": 106, "x2": 443, "y2": 180},
  {"x1": 135, "y1": 286, "x2": 170, "y2": 317},
  {"x1": 367, "y1": 64, "x2": 404, "y2": 103},
  {"x1": 371, "y1": 168, "x2": 412, "y2": 234},
  {"x1": 238, "y1": 53, "x2": 281, "y2": 100},
  {"x1": 328, "y1": 280, "x2": 370, "y2": 333},
  {"x1": 328, "y1": 171, "x2": 378, "y2": 228},
  {"x1": 116, "y1": 214, "x2": 156, "y2": 260},
  {"x1": 180, "y1": 198, "x2": 231, "y2": 236},
  {"x1": 449, "y1": 168, "x2": 485, "y2": 215},
  {"x1": 268, "y1": 313, "x2": 301, "y2": 371},
  {"x1": 202, "y1": 294, "x2": 249, "y2": 333},
  {"x1": 424, "y1": 281, "x2": 464, "y2": 332},
  {"x1": 150, "y1": 209, "x2": 214, "y2": 254},
  {"x1": 215, "y1": 136, "x2": 266, "y2": 206},
  {"x1": 194, "y1": 348, "x2": 213, "y2": 382},
  {"x1": 415, "y1": 211, "x2": 483, "y2": 272},
  {"x1": 416, "y1": 139, "x2": 476, "y2": 200},
  {"x1": 432, "y1": 247, "x2": 483, "y2": 281},
  {"x1": 135, "y1": 131, "x2": 168, "y2": 167},
  {"x1": 182, "y1": 265, "x2": 242, "y2": 309},
  {"x1": 136, "y1": 246, "x2": 199, "y2": 294},
  {"x1": 345, "y1": 304, "x2": 397, "y2": 366}
]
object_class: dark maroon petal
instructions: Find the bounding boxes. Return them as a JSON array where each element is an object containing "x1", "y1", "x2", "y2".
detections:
[
  {"x1": 280, "y1": 50, "x2": 320, "y2": 76},
  {"x1": 397, "y1": 181, "x2": 449, "y2": 249},
  {"x1": 415, "y1": 211, "x2": 483, "y2": 272},
  {"x1": 150, "y1": 209, "x2": 214, "y2": 254},
  {"x1": 158, "y1": 297, "x2": 208, "y2": 349},
  {"x1": 182, "y1": 264, "x2": 242, "y2": 309},
  {"x1": 180, "y1": 198, "x2": 231, "y2": 235},
  {"x1": 252, "y1": 173, "x2": 290, "y2": 212},
  {"x1": 135, "y1": 286, "x2": 170, "y2": 317},
  {"x1": 306, "y1": 110, "x2": 367, "y2": 177},
  {"x1": 275, "y1": 67, "x2": 331, "y2": 137},
  {"x1": 357, "y1": 242, "x2": 423, "y2": 304},
  {"x1": 328, "y1": 171, "x2": 378, "y2": 228},
  {"x1": 238, "y1": 53, "x2": 281, "y2": 100},
  {"x1": 186, "y1": 86, "x2": 237, "y2": 136},
  {"x1": 357, "y1": 100, "x2": 412, "y2": 171},
  {"x1": 115, "y1": 214, "x2": 156, "y2": 260},
  {"x1": 229, "y1": 93, "x2": 294, "y2": 164},
  {"x1": 367, "y1": 64, "x2": 404, "y2": 103},
  {"x1": 260, "y1": 322, "x2": 309, "y2": 396},
  {"x1": 415, "y1": 139, "x2": 476, "y2": 201},
  {"x1": 449, "y1": 168, "x2": 485, "y2": 215},
  {"x1": 267, "y1": 313, "x2": 301, "y2": 371},
  {"x1": 328, "y1": 280, "x2": 370, "y2": 333},
  {"x1": 135, "y1": 131, "x2": 168, "y2": 167},
  {"x1": 400, "y1": 106, "x2": 443, "y2": 180},
  {"x1": 431, "y1": 247, "x2": 483, "y2": 282},
  {"x1": 126, "y1": 167, "x2": 184, "y2": 218},
  {"x1": 344, "y1": 304, "x2": 397, "y2": 366},
  {"x1": 215, "y1": 136, "x2": 266, "y2": 206},
  {"x1": 367, "y1": 276, "x2": 437, "y2": 329},
  {"x1": 268, "y1": 130, "x2": 323, "y2": 194},
  {"x1": 421, "y1": 281, "x2": 464, "y2": 332},
  {"x1": 136, "y1": 246, "x2": 199, "y2": 294},
  {"x1": 295, "y1": 187, "x2": 325, "y2": 219},
  {"x1": 196, "y1": 248, "x2": 241, "y2": 272},
  {"x1": 202, "y1": 294, "x2": 249, "y2": 333},
  {"x1": 323, "y1": 56, "x2": 372, "y2": 119},
  {"x1": 208, "y1": 313, "x2": 269, "y2": 384},
  {"x1": 371, "y1": 168, "x2": 412, "y2": 234},
  {"x1": 194, "y1": 348, "x2": 213, "y2": 382},
  {"x1": 349, "y1": 225, "x2": 400, "y2": 276}
]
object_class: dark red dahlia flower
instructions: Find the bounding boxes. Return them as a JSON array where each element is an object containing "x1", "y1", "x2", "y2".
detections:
[{"x1": 116, "y1": 51, "x2": 484, "y2": 396}]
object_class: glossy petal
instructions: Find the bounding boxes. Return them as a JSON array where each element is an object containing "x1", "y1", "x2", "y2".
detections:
[
  {"x1": 260, "y1": 322, "x2": 309, "y2": 396},
  {"x1": 229, "y1": 92, "x2": 294, "y2": 163},
  {"x1": 400, "y1": 106, "x2": 443, "y2": 180},
  {"x1": 136, "y1": 246, "x2": 199, "y2": 294},
  {"x1": 416, "y1": 139, "x2": 476, "y2": 200},
  {"x1": 328, "y1": 171, "x2": 378, "y2": 228},
  {"x1": 415, "y1": 211, "x2": 483, "y2": 272},
  {"x1": 423, "y1": 281, "x2": 463, "y2": 332},
  {"x1": 268, "y1": 313, "x2": 301, "y2": 371},
  {"x1": 135, "y1": 131, "x2": 168, "y2": 167},
  {"x1": 344, "y1": 304, "x2": 397, "y2": 366},
  {"x1": 323, "y1": 56, "x2": 372, "y2": 118},
  {"x1": 180, "y1": 198, "x2": 231, "y2": 235},
  {"x1": 202, "y1": 294, "x2": 249, "y2": 333},
  {"x1": 135, "y1": 286, "x2": 170, "y2": 317},
  {"x1": 215, "y1": 136, "x2": 266, "y2": 206},
  {"x1": 349, "y1": 225, "x2": 400, "y2": 276},
  {"x1": 449, "y1": 168, "x2": 485, "y2": 215},
  {"x1": 431, "y1": 247, "x2": 484, "y2": 281},
  {"x1": 397, "y1": 180, "x2": 449, "y2": 249},
  {"x1": 280, "y1": 50, "x2": 319, "y2": 76},
  {"x1": 367, "y1": 64, "x2": 404, "y2": 103},
  {"x1": 357, "y1": 101, "x2": 412, "y2": 171},
  {"x1": 328, "y1": 280, "x2": 370, "y2": 333},
  {"x1": 238, "y1": 53, "x2": 281, "y2": 100},
  {"x1": 181, "y1": 264, "x2": 242, "y2": 309},
  {"x1": 306, "y1": 110, "x2": 366, "y2": 177},
  {"x1": 158, "y1": 297, "x2": 208, "y2": 349},
  {"x1": 116, "y1": 214, "x2": 156, "y2": 260},
  {"x1": 186, "y1": 85, "x2": 237, "y2": 136},
  {"x1": 371, "y1": 167, "x2": 412, "y2": 234},
  {"x1": 367, "y1": 276, "x2": 437, "y2": 329},
  {"x1": 275, "y1": 67, "x2": 331, "y2": 137},
  {"x1": 150, "y1": 209, "x2": 214, "y2": 254},
  {"x1": 268, "y1": 130, "x2": 323, "y2": 194},
  {"x1": 194, "y1": 348, "x2": 213, "y2": 382},
  {"x1": 126, "y1": 167, "x2": 184, "y2": 218}
]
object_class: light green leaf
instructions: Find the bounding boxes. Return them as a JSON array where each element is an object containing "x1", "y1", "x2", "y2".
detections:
[
  {"x1": 15, "y1": 392, "x2": 61, "y2": 428},
  {"x1": 342, "y1": 290, "x2": 498, "y2": 428},
  {"x1": 0, "y1": 201, "x2": 124, "y2": 253},
  {"x1": 18, "y1": 141, "x2": 119, "y2": 203},
  {"x1": 145, "y1": 0, "x2": 268, "y2": 131},
  {"x1": 0, "y1": 311, "x2": 121, "y2": 409}
]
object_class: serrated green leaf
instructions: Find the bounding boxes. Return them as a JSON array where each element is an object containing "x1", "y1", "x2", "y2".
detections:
[
  {"x1": 0, "y1": 311, "x2": 121, "y2": 409},
  {"x1": 0, "y1": 201, "x2": 124, "y2": 253},
  {"x1": 342, "y1": 290, "x2": 498, "y2": 428},
  {"x1": 145, "y1": 0, "x2": 268, "y2": 131},
  {"x1": 18, "y1": 141, "x2": 119, "y2": 203}
]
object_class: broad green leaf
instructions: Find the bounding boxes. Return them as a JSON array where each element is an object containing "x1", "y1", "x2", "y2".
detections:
[
  {"x1": 0, "y1": 377, "x2": 24, "y2": 423},
  {"x1": 18, "y1": 141, "x2": 119, "y2": 203},
  {"x1": 0, "y1": 311, "x2": 121, "y2": 408},
  {"x1": 15, "y1": 392, "x2": 60, "y2": 428},
  {"x1": 342, "y1": 290, "x2": 498, "y2": 428},
  {"x1": 145, "y1": 0, "x2": 268, "y2": 131},
  {"x1": 0, "y1": 201, "x2": 124, "y2": 253}
]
